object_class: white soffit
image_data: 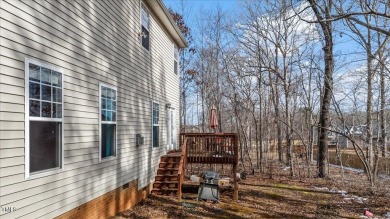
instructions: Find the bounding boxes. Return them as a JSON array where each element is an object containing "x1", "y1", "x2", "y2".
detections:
[{"x1": 145, "y1": 0, "x2": 188, "y2": 48}]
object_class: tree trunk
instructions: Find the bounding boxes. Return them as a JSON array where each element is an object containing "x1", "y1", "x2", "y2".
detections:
[
  {"x1": 182, "y1": 89, "x2": 187, "y2": 132},
  {"x1": 258, "y1": 76, "x2": 264, "y2": 172},
  {"x1": 379, "y1": 39, "x2": 387, "y2": 157},
  {"x1": 380, "y1": 61, "x2": 387, "y2": 157},
  {"x1": 366, "y1": 44, "x2": 374, "y2": 172},
  {"x1": 254, "y1": 114, "x2": 260, "y2": 169},
  {"x1": 285, "y1": 85, "x2": 293, "y2": 176},
  {"x1": 271, "y1": 47, "x2": 283, "y2": 163},
  {"x1": 308, "y1": 0, "x2": 334, "y2": 178}
]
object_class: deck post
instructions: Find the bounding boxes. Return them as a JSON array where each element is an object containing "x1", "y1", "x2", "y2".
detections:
[
  {"x1": 233, "y1": 134, "x2": 239, "y2": 201},
  {"x1": 178, "y1": 181, "x2": 182, "y2": 202},
  {"x1": 233, "y1": 163, "x2": 238, "y2": 201}
]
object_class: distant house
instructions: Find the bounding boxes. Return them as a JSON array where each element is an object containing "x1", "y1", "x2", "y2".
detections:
[
  {"x1": 0, "y1": 0, "x2": 187, "y2": 218},
  {"x1": 327, "y1": 125, "x2": 340, "y2": 146},
  {"x1": 336, "y1": 124, "x2": 385, "y2": 148},
  {"x1": 327, "y1": 125, "x2": 364, "y2": 148}
]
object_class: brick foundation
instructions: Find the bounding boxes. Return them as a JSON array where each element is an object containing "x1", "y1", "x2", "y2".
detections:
[{"x1": 56, "y1": 179, "x2": 152, "y2": 219}]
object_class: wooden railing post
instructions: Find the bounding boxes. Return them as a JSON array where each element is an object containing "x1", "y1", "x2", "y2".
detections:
[
  {"x1": 178, "y1": 177, "x2": 182, "y2": 202},
  {"x1": 233, "y1": 162, "x2": 238, "y2": 201},
  {"x1": 234, "y1": 134, "x2": 238, "y2": 164},
  {"x1": 233, "y1": 134, "x2": 239, "y2": 201},
  {"x1": 177, "y1": 137, "x2": 188, "y2": 202}
]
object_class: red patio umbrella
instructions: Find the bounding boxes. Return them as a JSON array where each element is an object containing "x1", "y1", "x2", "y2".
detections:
[{"x1": 209, "y1": 105, "x2": 218, "y2": 132}]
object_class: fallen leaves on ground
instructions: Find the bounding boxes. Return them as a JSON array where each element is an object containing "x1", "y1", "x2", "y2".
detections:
[{"x1": 112, "y1": 163, "x2": 390, "y2": 219}]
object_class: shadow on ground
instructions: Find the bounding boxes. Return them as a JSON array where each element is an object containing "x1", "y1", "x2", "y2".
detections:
[{"x1": 112, "y1": 163, "x2": 390, "y2": 219}]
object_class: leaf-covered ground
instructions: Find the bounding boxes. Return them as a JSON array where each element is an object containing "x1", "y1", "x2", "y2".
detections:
[{"x1": 112, "y1": 163, "x2": 390, "y2": 219}]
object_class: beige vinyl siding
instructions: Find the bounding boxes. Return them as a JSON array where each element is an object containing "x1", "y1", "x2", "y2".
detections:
[
  {"x1": 0, "y1": 156, "x2": 24, "y2": 168},
  {"x1": 0, "y1": 139, "x2": 24, "y2": 149},
  {"x1": 0, "y1": 103, "x2": 24, "y2": 114},
  {"x1": 0, "y1": 0, "x2": 180, "y2": 218},
  {"x1": 1, "y1": 165, "x2": 24, "y2": 177},
  {"x1": 0, "y1": 121, "x2": 24, "y2": 131}
]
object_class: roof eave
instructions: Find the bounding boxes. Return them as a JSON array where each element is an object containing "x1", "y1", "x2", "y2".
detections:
[{"x1": 146, "y1": 0, "x2": 188, "y2": 48}]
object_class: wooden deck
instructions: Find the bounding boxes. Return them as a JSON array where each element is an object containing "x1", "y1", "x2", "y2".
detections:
[
  {"x1": 153, "y1": 133, "x2": 239, "y2": 201},
  {"x1": 180, "y1": 133, "x2": 238, "y2": 201}
]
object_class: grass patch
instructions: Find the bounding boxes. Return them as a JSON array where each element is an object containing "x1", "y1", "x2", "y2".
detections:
[{"x1": 272, "y1": 183, "x2": 305, "y2": 190}]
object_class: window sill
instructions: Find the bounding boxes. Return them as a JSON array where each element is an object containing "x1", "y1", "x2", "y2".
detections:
[
  {"x1": 26, "y1": 167, "x2": 63, "y2": 180},
  {"x1": 141, "y1": 45, "x2": 151, "y2": 53},
  {"x1": 99, "y1": 156, "x2": 117, "y2": 163}
]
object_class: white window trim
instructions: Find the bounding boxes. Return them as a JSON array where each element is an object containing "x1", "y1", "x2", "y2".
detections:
[
  {"x1": 99, "y1": 82, "x2": 118, "y2": 162},
  {"x1": 140, "y1": 1, "x2": 150, "y2": 52},
  {"x1": 174, "y1": 44, "x2": 179, "y2": 62},
  {"x1": 167, "y1": 108, "x2": 176, "y2": 150},
  {"x1": 24, "y1": 58, "x2": 64, "y2": 180},
  {"x1": 167, "y1": 109, "x2": 171, "y2": 149},
  {"x1": 174, "y1": 44, "x2": 179, "y2": 75},
  {"x1": 152, "y1": 101, "x2": 159, "y2": 148}
]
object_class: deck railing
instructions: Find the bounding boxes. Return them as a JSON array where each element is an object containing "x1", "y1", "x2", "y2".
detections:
[
  {"x1": 180, "y1": 133, "x2": 238, "y2": 164},
  {"x1": 178, "y1": 133, "x2": 239, "y2": 201}
]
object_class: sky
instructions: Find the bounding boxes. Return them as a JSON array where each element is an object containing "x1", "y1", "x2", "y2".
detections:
[
  {"x1": 162, "y1": 0, "x2": 240, "y2": 125},
  {"x1": 163, "y1": 0, "x2": 239, "y2": 29},
  {"x1": 163, "y1": 0, "x2": 238, "y2": 13},
  {"x1": 162, "y1": 0, "x2": 358, "y2": 67},
  {"x1": 162, "y1": 0, "x2": 389, "y2": 121}
]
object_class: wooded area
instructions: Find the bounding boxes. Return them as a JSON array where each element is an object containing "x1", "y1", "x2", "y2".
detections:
[
  {"x1": 111, "y1": 0, "x2": 390, "y2": 218},
  {"x1": 174, "y1": 0, "x2": 390, "y2": 186}
]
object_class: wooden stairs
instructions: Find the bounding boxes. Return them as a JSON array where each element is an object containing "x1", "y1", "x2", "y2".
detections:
[{"x1": 151, "y1": 153, "x2": 181, "y2": 195}]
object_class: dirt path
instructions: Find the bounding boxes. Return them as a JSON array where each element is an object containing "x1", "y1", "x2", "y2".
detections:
[{"x1": 112, "y1": 163, "x2": 390, "y2": 218}]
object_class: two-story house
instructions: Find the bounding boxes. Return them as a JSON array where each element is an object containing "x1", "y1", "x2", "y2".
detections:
[{"x1": 0, "y1": 0, "x2": 187, "y2": 218}]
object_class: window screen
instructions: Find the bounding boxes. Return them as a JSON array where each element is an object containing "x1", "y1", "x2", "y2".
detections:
[
  {"x1": 152, "y1": 102, "x2": 159, "y2": 147},
  {"x1": 27, "y1": 61, "x2": 63, "y2": 174},
  {"x1": 141, "y1": 3, "x2": 150, "y2": 50},
  {"x1": 100, "y1": 84, "x2": 117, "y2": 158}
]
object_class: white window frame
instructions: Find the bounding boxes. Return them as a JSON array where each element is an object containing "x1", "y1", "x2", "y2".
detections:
[
  {"x1": 167, "y1": 108, "x2": 176, "y2": 151},
  {"x1": 140, "y1": 1, "x2": 150, "y2": 51},
  {"x1": 152, "y1": 101, "x2": 160, "y2": 148},
  {"x1": 174, "y1": 45, "x2": 179, "y2": 75},
  {"x1": 24, "y1": 58, "x2": 64, "y2": 180},
  {"x1": 99, "y1": 82, "x2": 118, "y2": 162}
]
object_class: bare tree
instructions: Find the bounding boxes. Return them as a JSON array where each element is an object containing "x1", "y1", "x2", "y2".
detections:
[
  {"x1": 338, "y1": 0, "x2": 390, "y2": 185},
  {"x1": 169, "y1": 4, "x2": 197, "y2": 133},
  {"x1": 303, "y1": 0, "x2": 335, "y2": 178}
]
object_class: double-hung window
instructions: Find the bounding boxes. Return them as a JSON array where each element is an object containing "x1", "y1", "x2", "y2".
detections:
[
  {"x1": 141, "y1": 3, "x2": 150, "y2": 50},
  {"x1": 152, "y1": 102, "x2": 159, "y2": 147},
  {"x1": 25, "y1": 59, "x2": 63, "y2": 177},
  {"x1": 100, "y1": 84, "x2": 117, "y2": 159}
]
